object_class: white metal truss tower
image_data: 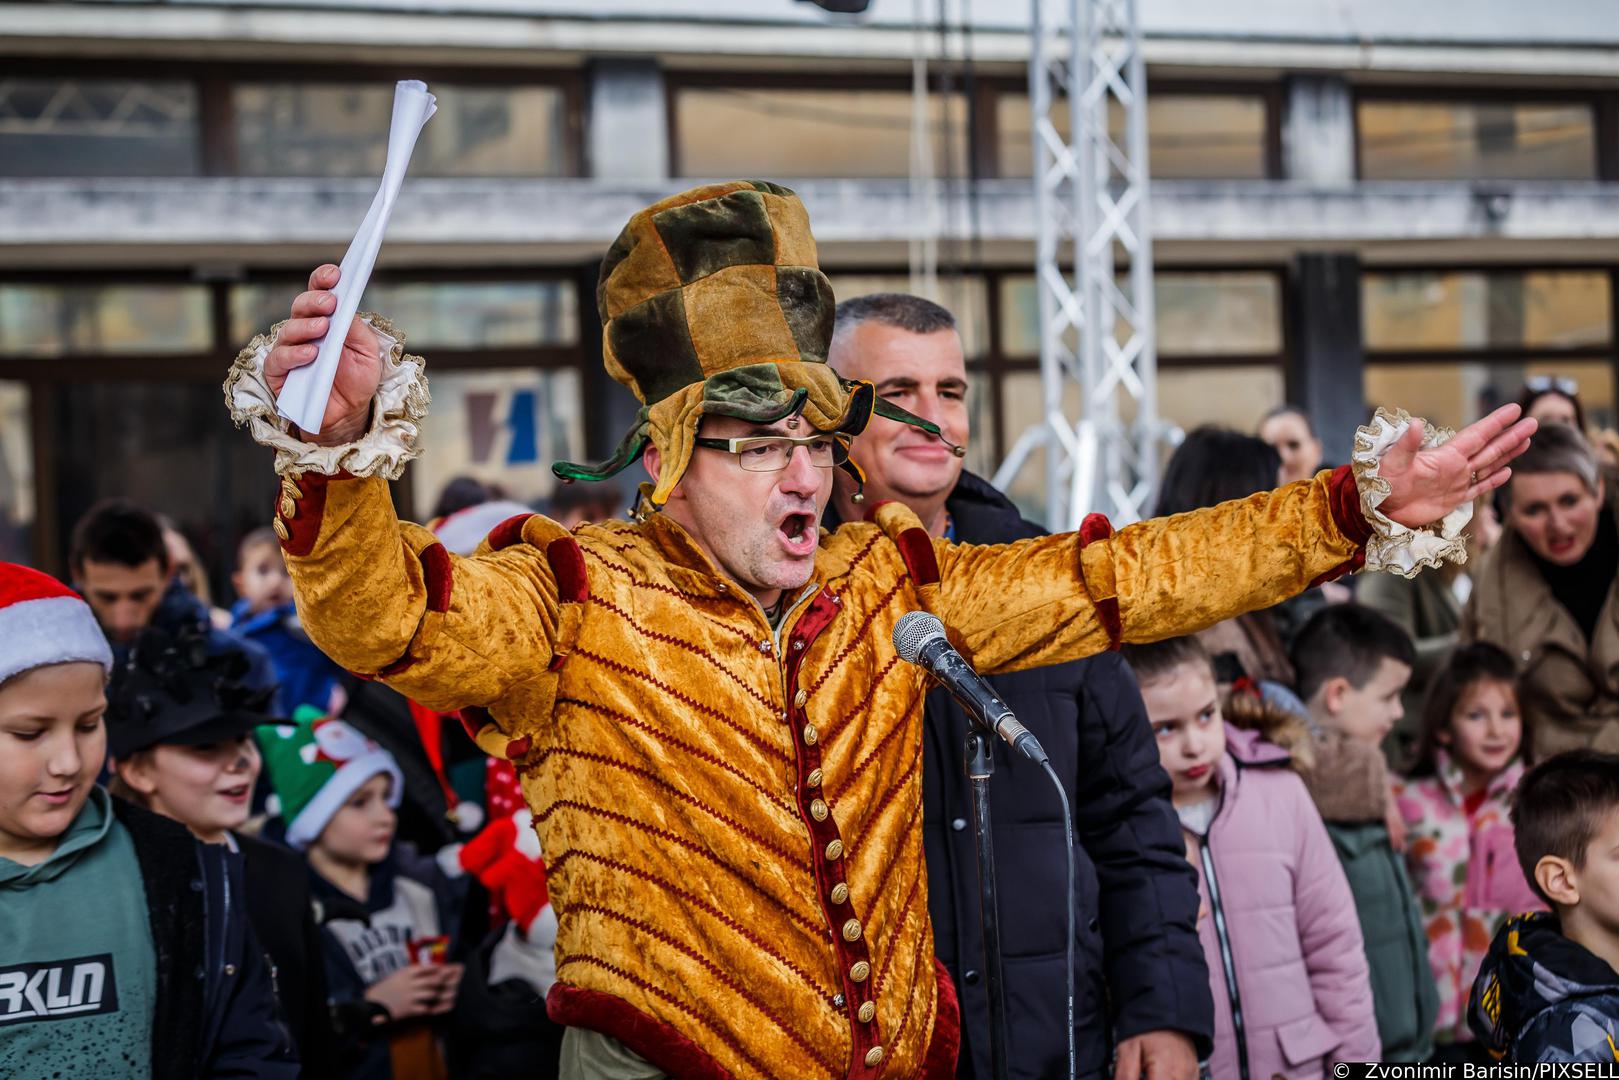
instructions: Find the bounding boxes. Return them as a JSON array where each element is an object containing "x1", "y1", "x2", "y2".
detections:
[{"x1": 994, "y1": 0, "x2": 1161, "y2": 529}]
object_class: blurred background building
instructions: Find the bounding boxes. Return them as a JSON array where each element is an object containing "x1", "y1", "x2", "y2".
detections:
[{"x1": 3, "y1": 0, "x2": 1619, "y2": 583}]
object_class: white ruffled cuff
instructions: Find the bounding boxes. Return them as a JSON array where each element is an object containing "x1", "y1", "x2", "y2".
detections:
[
  {"x1": 1351, "y1": 407, "x2": 1473, "y2": 579},
  {"x1": 222, "y1": 312, "x2": 429, "y2": 479}
]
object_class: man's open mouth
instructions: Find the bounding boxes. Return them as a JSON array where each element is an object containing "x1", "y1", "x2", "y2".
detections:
[{"x1": 777, "y1": 511, "x2": 817, "y2": 554}]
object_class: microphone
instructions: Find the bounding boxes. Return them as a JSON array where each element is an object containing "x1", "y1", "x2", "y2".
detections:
[{"x1": 892, "y1": 612, "x2": 1049, "y2": 764}]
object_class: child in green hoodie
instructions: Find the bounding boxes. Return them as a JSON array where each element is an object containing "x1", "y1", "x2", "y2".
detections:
[{"x1": 0, "y1": 561, "x2": 295, "y2": 1080}]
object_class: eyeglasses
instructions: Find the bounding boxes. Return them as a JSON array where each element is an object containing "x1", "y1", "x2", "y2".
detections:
[
  {"x1": 1525, "y1": 375, "x2": 1578, "y2": 396},
  {"x1": 693, "y1": 433, "x2": 851, "y2": 473}
]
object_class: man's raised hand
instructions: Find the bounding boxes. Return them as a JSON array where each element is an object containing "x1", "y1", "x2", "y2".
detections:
[
  {"x1": 1377, "y1": 403, "x2": 1537, "y2": 529},
  {"x1": 264, "y1": 264, "x2": 383, "y2": 446}
]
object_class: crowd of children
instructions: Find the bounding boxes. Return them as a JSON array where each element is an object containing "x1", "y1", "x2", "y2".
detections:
[{"x1": 1127, "y1": 601, "x2": 1619, "y2": 1073}]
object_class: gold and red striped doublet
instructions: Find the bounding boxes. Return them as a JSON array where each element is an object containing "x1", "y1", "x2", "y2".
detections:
[{"x1": 272, "y1": 469, "x2": 1368, "y2": 1078}]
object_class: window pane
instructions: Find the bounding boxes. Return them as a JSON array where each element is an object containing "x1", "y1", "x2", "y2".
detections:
[
  {"x1": 0, "y1": 285, "x2": 212, "y2": 357},
  {"x1": 1357, "y1": 100, "x2": 1596, "y2": 181},
  {"x1": 1363, "y1": 271, "x2": 1610, "y2": 352},
  {"x1": 998, "y1": 94, "x2": 1268, "y2": 179},
  {"x1": 414, "y1": 368, "x2": 584, "y2": 518},
  {"x1": 0, "y1": 78, "x2": 200, "y2": 177},
  {"x1": 233, "y1": 83, "x2": 568, "y2": 177},
  {"x1": 996, "y1": 369, "x2": 1081, "y2": 526},
  {"x1": 824, "y1": 274, "x2": 990, "y2": 358},
  {"x1": 676, "y1": 88, "x2": 968, "y2": 178},
  {"x1": 231, "y1": 281, "x2": 578, "y2": 349},
  {"x1": 0, "y1": 381, "x2": 32, "y2": 564},
  {"x1": 1366, "y1": 360, "x2": 1615, "y2": 434},
  {"x1": 1000, "y1": 271, "x2": 1282, "y2": 358},
  {"x1": 996, "y1": 364, "x2": 1284, "y2": 524}
]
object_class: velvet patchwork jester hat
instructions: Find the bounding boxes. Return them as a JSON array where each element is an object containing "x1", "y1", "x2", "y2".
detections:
[{"x1": 552, "y1": 180, "x2": 944, "y2": 508}]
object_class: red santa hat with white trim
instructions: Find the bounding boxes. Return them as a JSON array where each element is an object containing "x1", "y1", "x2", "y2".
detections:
[{"x1": 0, "y1": 562, "x2": 114, "y2": 685}]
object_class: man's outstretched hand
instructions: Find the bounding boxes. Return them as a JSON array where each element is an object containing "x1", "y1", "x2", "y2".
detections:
[
  {"x1": 264, "y1": 264, "x2": 383, "y2": 446},
  {"x1": 1378, "y1": 403, "x2": 1537, "y2": 529}
]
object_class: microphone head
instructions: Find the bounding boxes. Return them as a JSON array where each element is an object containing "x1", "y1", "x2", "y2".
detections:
[{"x1": 892, "y1": 611, "x2": 947, "y2": 664}]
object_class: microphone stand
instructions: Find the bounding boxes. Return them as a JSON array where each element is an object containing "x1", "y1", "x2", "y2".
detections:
[{"x1": 965, "y1": 728, "x2": 1011, "y2": 1080}]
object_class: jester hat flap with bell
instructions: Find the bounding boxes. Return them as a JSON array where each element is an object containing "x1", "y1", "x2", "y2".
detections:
[{"x1": 552, "y1": 180, "x2": 944, "y2": 507}]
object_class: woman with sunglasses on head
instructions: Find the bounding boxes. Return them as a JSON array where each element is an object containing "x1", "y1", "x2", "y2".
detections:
[
  {"x1": 1515, "y1": 376, "x2": 1587, "y2": 432},
  {"x1": 1464, "y1": 422, "x2": 1619, "y2": 759}
]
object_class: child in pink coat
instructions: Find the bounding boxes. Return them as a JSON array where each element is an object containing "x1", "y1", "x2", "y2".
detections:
[
  {"x1": 1393, "y1": 642, "x2": 1544, "y2": 1053},
  {"x1": 1126, "y1": 637, "x2": 1380, "y2": 1080}
]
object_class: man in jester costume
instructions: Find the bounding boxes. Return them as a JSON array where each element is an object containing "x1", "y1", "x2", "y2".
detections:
[{"x1": 226, "y1": 181, "x2": 1533, "y2": 1079}]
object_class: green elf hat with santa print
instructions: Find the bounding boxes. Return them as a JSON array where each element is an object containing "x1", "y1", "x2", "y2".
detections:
[{"x1": 258, "y1": 705, "x2": 403, "y2": 850}]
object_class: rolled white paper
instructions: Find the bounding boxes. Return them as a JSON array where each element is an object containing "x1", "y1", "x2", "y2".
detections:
[{"x1": 277, "y1": 79, "x2": 437, "y2": 434}]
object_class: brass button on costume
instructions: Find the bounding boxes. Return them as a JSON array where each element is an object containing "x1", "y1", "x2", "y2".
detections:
[
  {"x1": 794, "y1": 688, "x2": 808, "y2": 709},
  {"x1": 858, "y1": 1001, "x2": 876, "y2": 1023},
  {"x1": 865, "y1": 1046, "x2": 885, "y2": 1067},
  {"x1": 851, "y1": 961, "x2": 870, "y2": 983},
  {"x1": 279, "y1": 493, "x2": 297, "y2": 519},
  {"x1": 830, "y1": 883, "x2": 849, "y2": 905},
  {"x1": 842, "y1": 919, "x2": 861, "y2": 942},
  {"x1": 825, "y1": 839, "x2": 843, "y2": 860},
  {"x1": 272, "y1": 517, "x2": 289, "y2": 542},
  {"x1": 802, "y1": 724, "x2": 819, "y2": 746},
  {"x1": 810, "y1": 798, "x2": 828, "y2": 821},
  {"x1": 805, "y1": 768, "x2": 823, "y2": 788}
]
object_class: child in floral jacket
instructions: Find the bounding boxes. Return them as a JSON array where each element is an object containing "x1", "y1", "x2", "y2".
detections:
[{"x1": 1394, "y1": 643, "x2": 1544, "y2": 1052}]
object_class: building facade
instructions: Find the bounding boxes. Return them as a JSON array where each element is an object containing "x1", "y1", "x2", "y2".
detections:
[{"x1": 4, "y1": 0, "x2": 1619, "y2": 583}]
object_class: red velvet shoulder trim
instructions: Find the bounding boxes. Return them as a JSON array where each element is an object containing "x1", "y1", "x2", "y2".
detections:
[
  {"x1": 420, "y1": 541, "x2": 453, "y2": 614},
  {"x1": 547, "y1": 536, "x2": 589, "y2": 604},
  {"x1": 1076, "y1": 513, "x2": 1122, "y2": 651},
  {"x1": 487, "y1": 512, "x2": 534, "y2": 552},
  {"x1": 895, "y1": 526, "x2": 941, "y2": 586},
  {"x1": 920, "y1": 958, "x2": 962, "y2": 1078},
  {"x1": 547, "y1": 983, "x2": 735, "y2": 1080}
]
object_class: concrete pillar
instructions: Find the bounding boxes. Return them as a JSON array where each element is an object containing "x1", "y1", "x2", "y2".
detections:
[
  {"x1": 587, "y1": 58, "x2": 668, "y2": 181},
  {"x1": 1286, "y1": 253, "x2": 1366, "y2": 465},
  {"x1": 1282, "y1": 75, "x2": 1356, "y2": 186},
  {"x1": 580, "y1": 60, "x2": 662, "y2": 467}
]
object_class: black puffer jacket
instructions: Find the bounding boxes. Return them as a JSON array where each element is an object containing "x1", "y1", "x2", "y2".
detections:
[
  {"x1": 834, "y1": 471, "x2": 1214, "y2": 1079},
  {"x1": 112, "y1": 797, "x2": 299, "y2": 1080}
]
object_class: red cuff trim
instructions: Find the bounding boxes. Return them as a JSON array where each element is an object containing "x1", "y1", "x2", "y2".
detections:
[
  {"x1": 1326, "y1": 464, "x2": 1373, "y2": 547},
  {"x1": 546, "y1": 984, "x2": 734, "y2": 1080},
  {"x1": 504, "y1": 736, "x2": 532, "y2": 761},
  {"x1": 488, "y1": 513, "x2": 534, "y2": 552},
  {"x1": 862, "y1": 499, "x2": 897, "y2": 522},
  {"x1": 921, "y1": 958, "x2": 962, "y2": 1079},
  {"x1": 895, "y1": 527, "x2": 941, "y2": 586},
  {"x1": 420, "y1": 542, "x2": 453, "y2": 614},
  {"x1": 547, "y1": 537, "x2": 589, "y2": 604},
  {"x1": 277, "y1": 470, "x2": 352, "y2": 558}
]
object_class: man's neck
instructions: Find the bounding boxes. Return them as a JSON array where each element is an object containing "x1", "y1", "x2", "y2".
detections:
[{"x1": 1562, "y1": 906, "x2": 1619, "y2": 977}]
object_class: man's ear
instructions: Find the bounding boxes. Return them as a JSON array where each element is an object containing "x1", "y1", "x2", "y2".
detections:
[
  {"x1": 643, "y1": 443, "x2": 661, "y2": 482},
  {"x1": 1535, "y1": 854, "x2": 1580, "y2": 908}
]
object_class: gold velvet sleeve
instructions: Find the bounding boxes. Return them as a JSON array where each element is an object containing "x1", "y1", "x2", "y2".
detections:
[
  {"x1": 281, "y1": 473, "x2": 564, "y2": 713},
  {"x1": 934, "y1": 468, "x2": 1366, "y2": 675}
]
